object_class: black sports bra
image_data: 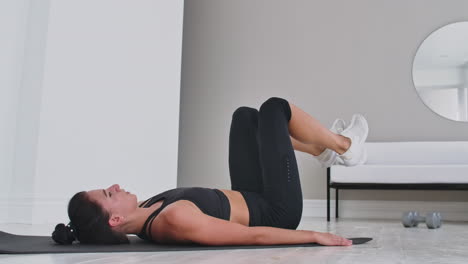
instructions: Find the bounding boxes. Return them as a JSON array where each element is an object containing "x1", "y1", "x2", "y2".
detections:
[{"x1": 137, "y1": 187, "x2": 231, "y2": 241}]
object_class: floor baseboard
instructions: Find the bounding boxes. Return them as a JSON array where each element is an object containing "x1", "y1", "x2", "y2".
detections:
[{"x1": 303, "y1": 199, "x2": 468, "y2": 221}]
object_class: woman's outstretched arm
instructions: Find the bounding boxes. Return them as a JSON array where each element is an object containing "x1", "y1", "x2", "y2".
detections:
[
  {"x1": 244, "y1": 225, "x2": 352, "y2": 246},
  {"x1": 153, "y1": 201, "x2": 352, "y2": 246}
]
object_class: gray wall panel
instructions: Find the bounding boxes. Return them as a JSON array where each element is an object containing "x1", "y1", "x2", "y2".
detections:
[{"x1": 178, "y1": 0, "x2": 468, "y2": 201}]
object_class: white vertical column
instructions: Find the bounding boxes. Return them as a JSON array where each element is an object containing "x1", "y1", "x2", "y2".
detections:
[
  {"x1": 2, "y1": 0, "x2": 183, "y2": 225},
  {"x1": 32, "y1": 0, "x2": 184, "y2": 224},
  {"x1": 0, "y1": 0, "x2": 29, "y2": 223},
  {"x1": 9, "y1": 0, "x2": 51, "y2": 224},
  {"x1": 0, "y1": 0, "x2": 48, "y2": 224}
]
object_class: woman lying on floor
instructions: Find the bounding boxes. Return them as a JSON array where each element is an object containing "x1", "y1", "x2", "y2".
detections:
[{"x1": 52, "y1": 97, "x2": 368, "y2": 247}]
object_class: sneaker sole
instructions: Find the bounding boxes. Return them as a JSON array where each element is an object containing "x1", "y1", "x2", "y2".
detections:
[{"x1": 339, "y1": 114, "x2": 369, "y2": 166}]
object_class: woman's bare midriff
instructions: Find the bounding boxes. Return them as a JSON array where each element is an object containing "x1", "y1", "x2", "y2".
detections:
[{"x1": 218, "y1": 189, "x2": 250, "y2": 226}]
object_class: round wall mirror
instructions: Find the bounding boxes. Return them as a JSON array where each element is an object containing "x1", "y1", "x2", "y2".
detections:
[{"x1": 412, "y1": 22, "x2": 468, "y2": 122}]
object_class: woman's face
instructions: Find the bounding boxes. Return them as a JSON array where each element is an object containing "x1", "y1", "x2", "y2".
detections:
[{"x1": 87, "y1": 184, "x2": 138, "y2": 225}]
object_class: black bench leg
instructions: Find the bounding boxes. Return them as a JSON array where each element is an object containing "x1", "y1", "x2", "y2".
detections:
[
  {"x1": 336, "y1": 188, "x2": 339, "y2": 219},
  {"x1": 327, "y1": 168, "x2": 330, "y2": 222}
]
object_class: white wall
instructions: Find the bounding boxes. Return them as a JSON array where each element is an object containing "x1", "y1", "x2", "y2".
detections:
[
  {"x1": 0, "y1": 0, "x2": 30, "y2": 223},
  {"x1": 2, "y1": 0, "x2": 184, "y2": 224},
  {"x1": 7, "y1": 0, "x2": 51, "y2": 225}
]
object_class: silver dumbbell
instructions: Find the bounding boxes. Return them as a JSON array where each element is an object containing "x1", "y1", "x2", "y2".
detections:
[{"x1": 402, "y1": 211, "x2": 442, "y2": 229}]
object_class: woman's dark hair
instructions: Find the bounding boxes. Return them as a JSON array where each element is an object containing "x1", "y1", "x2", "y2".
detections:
[{"x1": 52, "y1": 191, "x2": 129, "y2": 245}]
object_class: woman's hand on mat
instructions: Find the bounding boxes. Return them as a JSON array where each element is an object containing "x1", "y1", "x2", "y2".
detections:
[{"x1": 313, "y1": 232, "x2": 352, "y2": 246}]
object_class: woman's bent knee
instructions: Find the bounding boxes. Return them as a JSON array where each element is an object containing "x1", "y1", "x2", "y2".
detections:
[
  {"x1": 232, "y1": 106, "x2": 258, "y2": 120},
  {"x1": 259, "y1": 97, "x2": 291, "y2": 121}
]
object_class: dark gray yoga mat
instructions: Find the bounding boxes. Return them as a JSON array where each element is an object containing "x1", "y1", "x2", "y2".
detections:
[{"x1": 0, "y1": 231, "x2": 372, "y2": 254}]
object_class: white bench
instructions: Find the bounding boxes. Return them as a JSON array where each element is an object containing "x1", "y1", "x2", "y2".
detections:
[{"x1": 327, "y1": 141, "x2": 468, "y2": 221}]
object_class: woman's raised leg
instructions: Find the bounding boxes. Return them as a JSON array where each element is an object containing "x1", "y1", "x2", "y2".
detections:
[
  {"x1": 290, "y1": 136, "x2": 326, "y2": 156},
  {"x1": 288, "y1": 104, "x2": 351, "y2": 155},
  {"x1": 257, "y1": 97, "x2": 303, "y2": 229},
  {"x1": 228, "y1": 107, "x2": 263, "y2": 193}
]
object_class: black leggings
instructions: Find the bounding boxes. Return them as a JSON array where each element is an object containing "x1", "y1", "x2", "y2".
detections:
[{"x1": 229, "y1": 97, "x2": 303, "y2": 230}]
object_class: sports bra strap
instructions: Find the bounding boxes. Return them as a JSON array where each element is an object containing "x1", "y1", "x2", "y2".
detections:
[{"x1": 138, "y1": 197, "x2": 166, "y2": 241}]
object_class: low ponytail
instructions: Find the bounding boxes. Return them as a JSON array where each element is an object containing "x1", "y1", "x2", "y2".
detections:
[
  {"x1": 52, "y1": 191, "x2": 129, "y2": 245},
  {"x1": 52, "y1": 223, "x2": 77, "y2": 245}
]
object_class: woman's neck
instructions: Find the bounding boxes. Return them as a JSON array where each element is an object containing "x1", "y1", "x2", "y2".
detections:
[{"x1": 120, "y1": 201, "x2": 164, "y2": 235}]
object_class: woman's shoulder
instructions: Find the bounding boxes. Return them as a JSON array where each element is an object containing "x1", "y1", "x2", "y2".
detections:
[
  {"x1": 149, "y1": 200, "x2": 203, "y2": 228},
  {"x1": 159, "y1": 200, "x2": 202, "y2": 217},
  {"x1": 148, "y1": 200, "x2": 201, "y2": 244}
]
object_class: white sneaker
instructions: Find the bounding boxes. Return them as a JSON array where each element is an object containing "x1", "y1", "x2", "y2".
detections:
[
  {"x1": 335, "y1": 142, "x2": 367, "y2": 166},
  {"x1": 315, "y1": 119, "x2": 346, "y2": 168},
  {"x1": 338, "y1": 114, "x2": 369, "y2": 166},
  {"x1": 334, "y1": 155, "x2": 345, "y2": 166}
]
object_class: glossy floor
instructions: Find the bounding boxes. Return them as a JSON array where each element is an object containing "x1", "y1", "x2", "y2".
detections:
[{"x1": 1, "y1": 217, "x2": 467, "y2": 264}]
